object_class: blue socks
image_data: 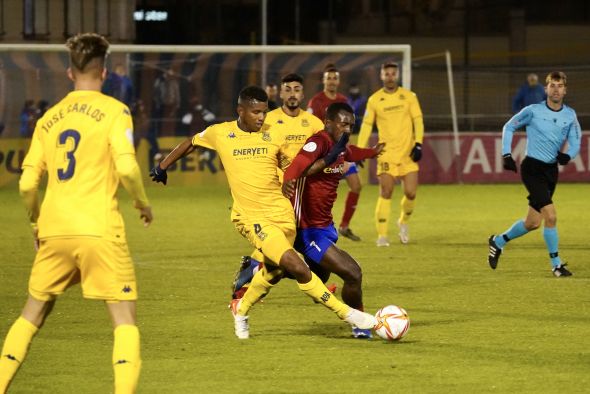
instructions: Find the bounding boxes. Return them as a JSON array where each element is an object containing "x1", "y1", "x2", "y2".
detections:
[
  {"x1": 543, "y1": 227, "x2": 561, "y2": 267},
  {"x1": 495, "y1": 219, "x2": 529, "y2": 248}
]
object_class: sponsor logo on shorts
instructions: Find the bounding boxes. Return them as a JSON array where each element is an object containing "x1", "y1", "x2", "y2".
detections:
[
  {"x1": 253, "y1": 223, "x2": 267, "y2": 241},
  {"x1": 122, "y1": 285, "x2": 133, "y2": 293}
]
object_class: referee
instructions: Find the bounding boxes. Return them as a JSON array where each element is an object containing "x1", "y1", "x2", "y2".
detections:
[{"x1": 488, "y1": 71, "x2": 581, "y2": 277}]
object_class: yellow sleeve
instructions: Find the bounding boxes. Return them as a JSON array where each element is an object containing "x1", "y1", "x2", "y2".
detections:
[
  {"x1": 109, "y1": 107, "x2": 150, "y2": 208},
  {"x1": 116, "y1": 155, "x2": 150, "y2": 208},
  {"x1": 310, "y1": 114, "x2": 324, "y2": 132},
  {"x1": 410, "y1": 93, "x2": 424, "y2": 144},
  {"x1": 191, "y1": 125, "x2": 216, "y2": 150},
  {"x1": 19, "y1": 127, "x2": 46, "y2": 224},
  {"x1": 357, "y1": 97, "x2": 376, "y2": 148}
]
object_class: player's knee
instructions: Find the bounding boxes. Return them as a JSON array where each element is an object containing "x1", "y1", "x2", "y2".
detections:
[
  {"x1": 405, "y1": 191, "x2": 416, "y2": 200},
  {"x1": 544, "y1": 214, "x2": 557, "y2": 227},
  {"x1": 380, "y1": 187, "x2": 393, "y2": 198},
  {"x1": 351, "y1": 183, "x2": 362, "y2": 194},
  {"x1": 280, "y1": 252, "x2": 311, "y2": 282},
  {"x1": 342, "y1": 264, "x2": 362, "y2": 285},
  {"x1": 525, "y1": 219, "x2": 541, "y2": 231}
]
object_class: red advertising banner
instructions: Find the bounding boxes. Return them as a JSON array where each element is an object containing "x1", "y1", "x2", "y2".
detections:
[
  {"x1": 2, "y1": 132, "x2": 588, "y2": 187},
  {"x1": 366, "y1": 132, "x2": 590, "y2": 184}
]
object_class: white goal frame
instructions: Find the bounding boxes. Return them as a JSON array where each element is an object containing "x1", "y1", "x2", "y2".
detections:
[{"x1": 0, "y1": 43, "x2": 412, "y2": 89}]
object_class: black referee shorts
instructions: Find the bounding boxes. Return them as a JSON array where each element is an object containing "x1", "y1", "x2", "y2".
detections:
[{"x1": 520, "y1": 156, "x2": 558, "y2": 212}]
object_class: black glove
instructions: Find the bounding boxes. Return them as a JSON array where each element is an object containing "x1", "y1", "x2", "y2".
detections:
[
  {"x1": 410, "y1": 142, "x2": 422, "y2": 162},
  {"x1": 150, "y1": 164, "x2": 168, "y2": 185},
  {"x1": 324, "y1": 132, "x2": 350, "y2": 165},
  {"x1": 556, "y1": 152, "x2": 571, "y2": 165},
  {"x1": 502, "y1": 153, "x2": 517, "y2": 173}
]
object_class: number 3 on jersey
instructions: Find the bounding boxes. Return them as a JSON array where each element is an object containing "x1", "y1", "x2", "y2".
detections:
[{"x1": 57, "y1": 129, "x2": 81, "y2": 181}]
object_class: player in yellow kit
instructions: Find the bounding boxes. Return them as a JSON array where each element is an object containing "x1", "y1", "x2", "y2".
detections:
[
  {"x1": 231, "y1": 73, "x2": 324, "y2": 299},
  {"x1": 0, "y1": 34, "x2": 152, "y2": 394},
  {"x1": 357, "y1": 62, "x2": 424, "y2": 247},
  {"x1": 150, "y1": 86, "x2": 376, "y2": 339}
]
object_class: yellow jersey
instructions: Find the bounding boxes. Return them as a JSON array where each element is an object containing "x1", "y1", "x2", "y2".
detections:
[
  {"x1": 263, "y1": 107, "x2": 324, "y2": 168},
  {"x1": 357, "y1": 87, "x2": 424, "y2": 163},
  {"x1": 191, "y1": 120, "x2": 293, "y2": 220},
  {"x1": 21, "y1": 90, "x2": 147, "y2": 241}
]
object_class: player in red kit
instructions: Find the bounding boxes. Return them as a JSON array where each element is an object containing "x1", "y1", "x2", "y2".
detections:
[
  {"x1": 307, "y1": 64, "x2": 364, "y2": 242},
  {"x1": 232, "y1": 103, "x2": 383, "y2": 338}
]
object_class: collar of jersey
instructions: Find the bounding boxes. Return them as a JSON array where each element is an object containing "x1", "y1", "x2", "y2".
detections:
[{"x1": 545, "y1": 101, "x2": 564, "y2": 112}]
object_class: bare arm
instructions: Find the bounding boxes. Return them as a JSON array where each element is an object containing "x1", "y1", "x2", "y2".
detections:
[{"x1": 160, "y1": 138, "x2": 197, "y2": 170}]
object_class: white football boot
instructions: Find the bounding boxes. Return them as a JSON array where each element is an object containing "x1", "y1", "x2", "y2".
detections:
[{"x1": 229, "y1": 298, "x2": 249, "y2": 339}]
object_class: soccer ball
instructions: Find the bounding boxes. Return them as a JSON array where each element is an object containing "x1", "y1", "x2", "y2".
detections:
[{"x1": 374, "y1": 305, "x2": 410, "y2": 341}]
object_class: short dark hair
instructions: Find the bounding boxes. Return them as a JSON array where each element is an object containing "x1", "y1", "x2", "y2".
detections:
[
  {"x1": 238, "y1": 86, "x2": 268, "y2": 105},
  {"x1": 324, "y1": 63, "x2": 338, "y2": 73},
  {"x1": 326, "y1": 102, "x2": 354, "y2": 121},
  {"x1": 381, "y1": 61, "x2": 399, "y2": 70},
  {"x1": 281, "y1": 73, "x2": 304, "y2": 84},
  {"x1": 66, "y1": 33, "x2": 109, "y2": 74}
]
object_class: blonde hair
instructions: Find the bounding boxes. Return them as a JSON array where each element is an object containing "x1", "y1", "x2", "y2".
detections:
[
  {"x1": 545, "y1": 71, "x2": 567, "y2": 86},
  {"x1": 65, "y1": 33, "x2": 109, "y2": 75}
]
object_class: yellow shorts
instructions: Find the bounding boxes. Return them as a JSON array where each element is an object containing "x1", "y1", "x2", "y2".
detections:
[
  {"x1": 28, "y1": 238, "x2": 137, "y2": 302},
  {"x1": 232, "y1": 210, "x2": 296, "y2": 265},
  {"x1": 377, "y1": 155, "x2": 419, "y2": 178}
]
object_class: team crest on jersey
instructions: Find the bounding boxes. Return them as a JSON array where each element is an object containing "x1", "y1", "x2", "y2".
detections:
[
  {"x1": 227, "y1": 132, "x2": 236, "y2": 138},
  {"x1": 301, "y1": 119, "x2": 309, "y2": 127},
  {"x1": 303, "y1": 141, "x2": 317, "y2": 152},
  {"x1": 399, "y1": 94, "x2": 406, "y2": 100},
  {"x1": 262, "y1": 131, "x2": 271, "y2": 141},
  {"x1": 277, "y1": 119, "x2": 284, "y2": 124}
]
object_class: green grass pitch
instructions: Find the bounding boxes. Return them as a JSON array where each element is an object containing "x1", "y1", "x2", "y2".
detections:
[{"x1": 1, "y1": 182, "x2": 589, "y2": 393}]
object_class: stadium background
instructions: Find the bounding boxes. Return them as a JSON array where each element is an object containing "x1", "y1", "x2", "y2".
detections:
[
  {"x1": 1, "y1": 0, "x2": 589, "y2": 185},
  {"x1": 0, "y1": 2, "x2": 589, "y2": 393}
]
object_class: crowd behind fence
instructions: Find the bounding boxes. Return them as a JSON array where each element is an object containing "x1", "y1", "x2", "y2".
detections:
[{"x1": 0, "y1": 51, "x2": 589, "y2": 140}]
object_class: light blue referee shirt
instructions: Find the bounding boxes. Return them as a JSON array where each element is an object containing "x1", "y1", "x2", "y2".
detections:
[{"x1": 502, "y1": 102, "x2": 581, "y2": 163}]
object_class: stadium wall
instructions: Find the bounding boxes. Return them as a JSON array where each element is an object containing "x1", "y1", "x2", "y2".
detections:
[{"x1": 2, "y1": 132, "x2": 588, "y2": 188}]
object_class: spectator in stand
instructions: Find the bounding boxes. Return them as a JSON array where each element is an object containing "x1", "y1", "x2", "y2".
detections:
[
  {"x1": 265, "y1": 83, "x2": 279, "y2": 110},
  {"x1": 347, "y1": 83, "x2": 367, "y2": 133},
  {"x1": 19, "y1": 100, "x2": 36, "y2": 138},
  {"x1": 36, "y1": 100, "x2": 49, "y2": 119},
  {"x1": 154, "y1": 68, "x2": 180, "y2": 136},
  {"x1": 512, "y1": 73, "x2": 546, "y2": 113},
  {"x1": 102, "y1": 63, "x2": 134, "y2": 108}
]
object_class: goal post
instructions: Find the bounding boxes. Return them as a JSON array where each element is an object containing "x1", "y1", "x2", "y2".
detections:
[
  {"x1": 0, "y1": 43, "x2": 415, "y2": 186},
  {"x1": 0, "y1": 43, "x2": 412, "y2": 90}
]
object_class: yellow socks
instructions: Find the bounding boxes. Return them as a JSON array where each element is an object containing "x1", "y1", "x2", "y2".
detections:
[
  {"x1": 399, "y1": 196, "x2": 416, "y2": 224},
  {"x1": 298, "y1": 272, "x2": 350, "y2": 319},
  {"x1": 0, "y1": 317, "x2": 38, "y2": 392},
  {"x1": 250, "y1": 249, "x2": 265, "y2": 263},
  {"x1": 238, "y1": 267, "x2": 275, "y2": 315},
  {"x1": 113, "y1": 324, "x2": 141, "y2": 394},
  {"x1": 375, "y1": 197, "x2": 392, "y2": 237}
]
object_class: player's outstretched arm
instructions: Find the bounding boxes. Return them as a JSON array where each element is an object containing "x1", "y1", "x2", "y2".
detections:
[
  {"x1": 115, "y1": 154, "x2": 153, "y2": 226},
  {"x1": 303, "y1": 132, "x2": 350, "y2": 177},
  {"x1": 150, "y1": 138, "x2": 196, "y2": 185}
]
